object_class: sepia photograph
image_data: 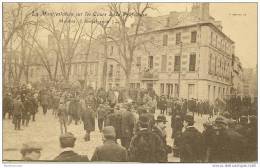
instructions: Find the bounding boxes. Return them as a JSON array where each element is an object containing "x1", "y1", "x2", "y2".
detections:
[{"x1": 2, "y1": 1, "x2": 258, "y2": 164}]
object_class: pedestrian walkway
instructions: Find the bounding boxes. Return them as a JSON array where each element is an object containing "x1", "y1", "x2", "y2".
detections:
[{"x1": 3, "y1": 108, "x2": 213, "y2": 162}]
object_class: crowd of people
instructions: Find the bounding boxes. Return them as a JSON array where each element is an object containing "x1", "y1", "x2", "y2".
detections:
[{"x1": 3, "y1": 83, "x2": 258, "y2": 162}]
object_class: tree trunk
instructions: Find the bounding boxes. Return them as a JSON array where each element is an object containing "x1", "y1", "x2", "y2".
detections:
[{"x1": 102, "y1": 61, "x2": 107, "y2": 89}]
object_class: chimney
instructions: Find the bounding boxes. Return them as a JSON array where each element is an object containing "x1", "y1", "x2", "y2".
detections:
[{"x1": 199, "y1": 3, "x2": 210, "y2": 21}]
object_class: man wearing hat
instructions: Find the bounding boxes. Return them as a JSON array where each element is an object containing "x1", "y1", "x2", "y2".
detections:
[
  {"x1": 246, "y1": 115, "x2": 257, "y2": 161},
  {"x1": 91, "y1": 126, "x2": 128, "y2": 162},
  {"x1": 20, "y1": 142, "x2": 42, "y2": 161},
  {"x1": 179, "y1": 114, "x2": 203, "y2": 162},
  {"x1": 128, "y1": 115, "x2": 167, "y2": 162},
  {"x1": 57, "y1": 100, "x2": 68, "y2": 134},
  {"x1": 120, "y1": 103, "x2": 136, "y2": 149},
  {"x1": 153, "y1": 115, "x2": 172, "y2": 161},
  {"x1": 12, "y1": 96, "x2": 25, "y2": 130},
  {"x1": 234, "y1": 115, "x2": 248, "y2": 137},
  {"x1": 54, "y1": 132, "x2": 89, "y2": 161},
  {"x1": 208, "y1": 116, "x2": 247, "y2": 162}
]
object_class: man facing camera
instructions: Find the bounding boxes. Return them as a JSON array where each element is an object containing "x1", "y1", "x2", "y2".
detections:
[
  {"x1": 91, "y1": 126, "x2": 128, "y2": 162},
  {"x1": 54, "y1": 132, "x2": 89, "y2": 162}
]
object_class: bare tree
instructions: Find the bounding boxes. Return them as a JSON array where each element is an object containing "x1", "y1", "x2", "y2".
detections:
[
  {"x1": 107, "y1": 3, "x2": 153, "y2": 88},
  {"x1": 39, "y1": 8, "x2": 87, "y2": 81},
  {"x1": 3, "y1": 3, "x2": 43, "y2": 85}
]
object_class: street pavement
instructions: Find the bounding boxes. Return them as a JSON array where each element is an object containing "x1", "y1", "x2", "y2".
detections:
[{"x1": 3, "y1": 108, "x2": 214, "y2": 162}]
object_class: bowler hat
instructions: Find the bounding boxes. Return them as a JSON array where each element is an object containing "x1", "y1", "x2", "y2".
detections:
[
  {"x1": 155, "y1": 115, "x2": 168, "y2": 123},
  {"x1": 240, "y1": 116, "x2": 248, "y2": 124},
  {"x1": 184, "y1": 114, "x2": 194, "y2": 124},
  {"x1": 249, "y1": 115, "x2": 257, "y2": 124},
  {"x1": 222, "y1": 112, "x2": 231, "y2": 119},
  {"x1": 60, "y1": 132, "x2": 76, "y2": 144},
  {"x1": 138, "y1": 115, "x2": 150, "y2": 124},
  {"x1": 20, "y1": 142, "x2": 42, "y2": 155},
  {"x1": 215, "y1": 116, "x2": 228, "y2": 125},
  {"x1": 102, "y1": 126, "x2": 116, "y2": 138}
]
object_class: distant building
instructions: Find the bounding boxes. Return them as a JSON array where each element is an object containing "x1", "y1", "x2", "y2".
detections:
[
  {"x1": 243, "y1": 67, "x2": 257, "y2": 98},
  {"x1": 231, "y1": 55, "x2": 244, "y2": 96}
]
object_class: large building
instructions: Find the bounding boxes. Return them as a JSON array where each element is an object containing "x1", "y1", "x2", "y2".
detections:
[
  {"x1": 10, "y1": 3, "x2": 244, "y2": 103},
  {"x1": 104, "y1": 3, "x2": 235, "y2": 102}
]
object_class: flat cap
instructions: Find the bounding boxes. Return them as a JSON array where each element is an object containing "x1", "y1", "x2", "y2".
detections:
[
  {"x1": 20, "y1": 142, "x2": 42, "y2": 155},
  {"x1": 215, "y1": 116, "x2": 228, "y2": 125},
  {"x1": 102, "y1": 126, "x2": 116, "y2": 138},
  {"x1": 184, "y1": 114, "x2": 194, "y2": 124}
]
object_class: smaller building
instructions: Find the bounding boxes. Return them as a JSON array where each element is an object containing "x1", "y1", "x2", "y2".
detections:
[{"x1": 243, "y1": 67, "x2": 257, "y2": 98}]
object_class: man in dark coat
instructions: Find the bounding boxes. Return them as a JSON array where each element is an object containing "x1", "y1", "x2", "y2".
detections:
[
  {"x1": 22, "y1": 96, "x2": 33, "y2": 126},
  {"x1": 208, "y1": 116, "x2": 247, "y2": 162},
  {"x1": 180, "y1": 114, "x2": 203, "y2": 162},
  {"x1": 91, "y1": 126, "x2": 128, "y2": 162},
  {"x1": 120, "y1": 104, "x2": 135, "y2": 149},
  {"x1": 54, "y1": 132, "x2": 89, "y2": 162},
  {"x1": 104, "y1": 106, "x2": 122, "y2": 141},
  {"x1": 40, "y1": 89, "x2": 49, "y2": 115},
  {"x1": 68, "y1": 97, "x2": 81, "y2": 125},
  {"x1": 234, "y1": 116, "x2": 248, "y2": 137},
  {"x1": 97, "y1": 101, "x2": 108, "y2": 132},
  {"x1": 58, "y1": 101, "x2": 68, "y2": 134},
  {"x1": 171, "y1": 115, "x2": 183, "y2": 157},
  {"x1": 30, "y1": 94, "x2": 38, "y2": 122},
  {"x1": 128, "y1": 115, "x2": 167, "y2": 163},
  {"x1": 12, "y1": 96, "x2": 25, "y2": 130},
  {"x1": 81, "y1": 104, "x2": 95, "y2": 141},
  {"x1": 3, "y1": 93, "x2": 13, "y2": 119},
  {"x1": 246, "y1": 115, "x2": 257, "y2": 161},
  {"x1": 153, "y1": 115, "x2": 172, "y2": 161},
  {"x1": 158, "y1": 95, "x2": 167, "y2": 115}
]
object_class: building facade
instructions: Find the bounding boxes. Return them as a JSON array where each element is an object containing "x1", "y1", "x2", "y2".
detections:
[{"x1": 104, "y1": 3, "x2": 235, "y2": 102}]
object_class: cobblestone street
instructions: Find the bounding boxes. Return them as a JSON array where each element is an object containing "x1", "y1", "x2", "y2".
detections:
[{"x1": 3, "y1": 107, "x2": 214, "y2": 162}]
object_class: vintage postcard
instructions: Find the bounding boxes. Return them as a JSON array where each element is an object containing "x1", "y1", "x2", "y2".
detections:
[{"x1": 2, "y1": 1, "x2": 258, "y2": 165}]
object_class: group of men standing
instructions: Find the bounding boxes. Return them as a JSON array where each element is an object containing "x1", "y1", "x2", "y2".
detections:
[
  {"x1": 3, "y1": 84, "x2": 258, "y2": 163},
  {"x1": 3, "y1": 86, "x2": 39, "y2": 130}
]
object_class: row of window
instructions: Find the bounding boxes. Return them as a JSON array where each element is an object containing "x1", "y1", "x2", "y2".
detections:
[
  {"x1": 109, "y1": 31, "x2": 197, "y2": 55},
  {"x1": 137, "y1": 54, "x2": 197, "y2": 72},
  {"x1": 208, "y1": 54, "x2": 231, "y2": 79},
  {"x1": 210, "y1": 32, "x2": 231, "y2": 53},
  {"x1": 108, "y1": 64, "x2": 120, "y2": 78},
  {"x1": 208, "y1": 85, "x2": 229, "y2": 100},
  {"x1": 72, "y1": 63, "x2": 98, "y2": 76},
  {"x1": 162, "y1": 31, "x2": 197, "y2": 46}
]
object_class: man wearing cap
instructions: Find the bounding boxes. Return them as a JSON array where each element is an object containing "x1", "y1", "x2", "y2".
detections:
[
  {"x1": 54, "y1": 132, "x2": 89, "y2": 161},
  {"x1": 91, "y1": 126, "x2": 128, "y2": 162},
  {"x1": 179, "y1": 114, "x2": 203, "y2": 162},
  {"x1": 128, "y1": 115, "x2": 167, "y2": 162},
  {"x1": 20, "y1": 142, "x2": 42, "y2": 161},
  {"x1": 208, "y1": 116, "x2": 246, "y2": 162}
]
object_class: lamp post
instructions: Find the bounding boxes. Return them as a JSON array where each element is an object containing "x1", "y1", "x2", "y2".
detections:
[{"x1": 178, "y1": 41, "x2": 183, "y2": 98}]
